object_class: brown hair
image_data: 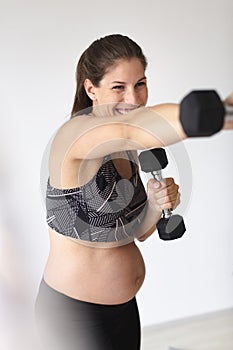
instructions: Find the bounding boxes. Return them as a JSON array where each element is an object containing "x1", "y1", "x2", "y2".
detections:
[{"x1": 71, "y1": 34, "x2": 148, "y2": 117}]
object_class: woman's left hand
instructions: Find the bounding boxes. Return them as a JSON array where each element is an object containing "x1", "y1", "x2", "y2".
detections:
[
  {"x1": 224, "y1": 91, "x2": 233, "y2": 106},
  {"x1": 136, "y1": 177, "x2": 181, "y2": 242},
  {"x1": 147, "y1": 177, "x2": 181, "y2": 214},
  {"x1": 223, "y1": 91, "x2": 233, "y2": 130}
]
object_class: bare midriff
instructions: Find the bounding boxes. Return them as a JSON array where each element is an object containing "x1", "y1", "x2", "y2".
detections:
[
  {"x1": 44, "y1": 227, "x2": 146, "y2": 305},
  {"x1": 45, "y1": 152, "x2": 146, "y2": 304}
]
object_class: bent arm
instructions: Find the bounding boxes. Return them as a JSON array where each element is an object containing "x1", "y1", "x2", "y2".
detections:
[
  {"x1": 51, "y1": 103, "x2": 187, "y2": 161},
  {"x1": 135, "y1": 205, "x2": 160, "y2": 242}
]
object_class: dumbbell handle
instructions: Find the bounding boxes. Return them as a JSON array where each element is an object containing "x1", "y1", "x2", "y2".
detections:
[{"x1": 151, "y1": 170, "x2": 172, "y2": 219}]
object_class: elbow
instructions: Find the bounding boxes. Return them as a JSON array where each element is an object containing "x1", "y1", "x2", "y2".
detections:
[{"x1": 137, "y1": 225, "x2": 156, "y2": 242}]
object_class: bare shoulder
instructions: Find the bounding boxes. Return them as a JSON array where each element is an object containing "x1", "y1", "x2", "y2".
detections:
[
  {"x1": 48, "y1": 103, "x2": 179, "y2": 164},
  {"x1": 49, "y1": 113, "x2": 128, "y2": 161}
]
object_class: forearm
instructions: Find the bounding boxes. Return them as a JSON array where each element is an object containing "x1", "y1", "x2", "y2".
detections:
[
  {"x1": 135, "y1": 204, "x2": 162, "y2": 242},
  {"x1": 124, "y1": 103, "x2": 187, "y2": 150}
]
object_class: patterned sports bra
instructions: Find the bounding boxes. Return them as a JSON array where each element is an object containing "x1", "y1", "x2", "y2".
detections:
[{"x1": 46, "y1": 151, "x2": 148, "y2": 247}]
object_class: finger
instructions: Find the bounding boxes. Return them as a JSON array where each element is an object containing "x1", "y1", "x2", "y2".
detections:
[
  {"x1": 153, "y1": 183, "x2": 179, "y2": 200},
  {"x1": 147, "y1": 180, "x2": 162, "y2": 210},
  {"x1": 158, "y1": 196, "x2": 180, "y2": 211},
  {"x1": 172, "y1": 192, "x2": 181, "y2": 210},
  {"x1": 158, "y1": 177, "x2": 174, "y2": 188},
  {"x1": 157, "y1": 193, "x2": 180, "y2": 208},
  {"x1": 147, "y1": 178, "x2": 161, "y2": 190},
  {"x1": 147, "y1": 178, "x2": 178, "y2": 194}
]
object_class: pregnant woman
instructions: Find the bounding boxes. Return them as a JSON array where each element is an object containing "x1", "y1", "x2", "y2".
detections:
[{"x1": 35, "y1": 33, "x2": 187, "y2": 350}]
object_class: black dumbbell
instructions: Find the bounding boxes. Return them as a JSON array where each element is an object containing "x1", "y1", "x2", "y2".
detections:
[
  {"x1": 139, "y1": 148, "x2": 186, "y2": 241},
  {"x1": 180, "y1": 90, "x2": 232, "y2": 137}
]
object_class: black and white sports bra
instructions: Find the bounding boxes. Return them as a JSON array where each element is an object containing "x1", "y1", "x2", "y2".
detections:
[{"x1": 46, "y1": 151, "x2": 148, "y2": 247}]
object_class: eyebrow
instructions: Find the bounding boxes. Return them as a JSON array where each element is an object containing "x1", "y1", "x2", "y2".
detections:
[{"x1": 111, "y1": 76, "x2": 147, "y2": 84}]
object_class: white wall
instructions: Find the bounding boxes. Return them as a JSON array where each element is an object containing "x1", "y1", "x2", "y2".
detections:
[{"x1": 1, "y1": 0, "x2": 233, "y2": 342}]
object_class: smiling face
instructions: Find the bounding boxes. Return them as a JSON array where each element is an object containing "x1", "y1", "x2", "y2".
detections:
[{"x1": 84, "y1": 57, "x2": 148, "y2": 114}]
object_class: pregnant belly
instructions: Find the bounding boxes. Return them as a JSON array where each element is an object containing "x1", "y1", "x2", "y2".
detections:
[{"x1": 44, "y1": 229, "x2": 146, "y2": 305}]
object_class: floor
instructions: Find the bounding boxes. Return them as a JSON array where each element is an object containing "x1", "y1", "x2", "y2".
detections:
[{"x1": 141, "y1": 308, "x2": 233, "y2": 350}]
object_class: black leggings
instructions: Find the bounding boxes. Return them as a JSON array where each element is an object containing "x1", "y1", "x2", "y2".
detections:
[{"x1": 35, "y1": 279, "x2": 141, "y2": 350}]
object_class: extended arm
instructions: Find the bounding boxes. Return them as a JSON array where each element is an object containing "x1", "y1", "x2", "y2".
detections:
[
  {"x1": 50, "y1": 89, "x2": 233, "y2": 163},
  {"x1": 51, "y1": 103, "x2": 186, "y2": 162}
]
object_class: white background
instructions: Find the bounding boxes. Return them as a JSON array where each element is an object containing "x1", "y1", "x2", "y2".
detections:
[{"x1": 0, "y1": 0, "x2": 233, "y2": 348}]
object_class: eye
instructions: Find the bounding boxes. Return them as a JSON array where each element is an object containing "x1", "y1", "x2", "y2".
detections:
[
  {"x1": 112, "y1": 85, "x2": 124, "y2": 91},
  {"x1": 135, "y1": 81, "x2": 146, "y2": 88}
]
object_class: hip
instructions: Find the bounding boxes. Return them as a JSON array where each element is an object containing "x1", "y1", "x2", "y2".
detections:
[{"x1": 35, "y1": 278, "x2": 141, "y2": 350}]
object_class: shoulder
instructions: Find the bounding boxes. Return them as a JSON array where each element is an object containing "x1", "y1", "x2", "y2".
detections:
[{"x1": 50, "y1": 112, "x2": 128, "y2": 161}]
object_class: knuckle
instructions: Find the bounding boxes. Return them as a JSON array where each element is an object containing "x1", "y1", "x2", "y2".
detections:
[
  {"x1": 163, "y1": 178, "x2": 173, "y2": 187},
  {"x1": 147, "y1": 178, "x2": 155, "y2": 187},
  {"x1": 169, "y1": 177, "x2": 175, "y2": 184}
]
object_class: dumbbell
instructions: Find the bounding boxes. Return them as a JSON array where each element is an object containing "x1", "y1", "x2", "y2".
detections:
[
  {"x1": 139, "y1": 148, "x2": 186, "y2": 241},
  {"x1": 180, "y1": 90, "x2": 233, "y2": 137}
]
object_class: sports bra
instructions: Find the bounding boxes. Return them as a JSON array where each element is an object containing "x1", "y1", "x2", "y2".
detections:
[{"x1": 46, "y1": 151, "x2": 148, "y2": 247}]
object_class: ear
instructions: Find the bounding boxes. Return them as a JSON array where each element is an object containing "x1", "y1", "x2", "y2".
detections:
[{"x1": 84, "y1": 79, "x2": 96, "y2": 101}]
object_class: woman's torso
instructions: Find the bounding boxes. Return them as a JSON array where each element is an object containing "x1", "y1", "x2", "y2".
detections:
[{"x1": 44, "y1": 151, "x2": 146, "y2": 305}]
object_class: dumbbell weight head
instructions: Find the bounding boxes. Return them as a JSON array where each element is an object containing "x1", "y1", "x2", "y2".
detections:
[
  {"x1": 139, "y1": 148, "x2": 168, "y2": 172},
  {"x1": 180, "y1": 90, "x2": 225, "y2": 137},
  {"x1": 157, "y1": 215, "x2": 186, "y2": 240}
]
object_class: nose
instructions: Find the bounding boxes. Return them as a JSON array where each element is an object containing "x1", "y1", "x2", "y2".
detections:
[{"x1": 124, "y1": 88, "x2": 139, "y2": 106}]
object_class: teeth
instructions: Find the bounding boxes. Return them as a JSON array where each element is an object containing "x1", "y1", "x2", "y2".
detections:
[{"x1": 116, "y1": 108, "x2": 135, "y2": 115}]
